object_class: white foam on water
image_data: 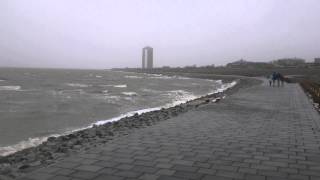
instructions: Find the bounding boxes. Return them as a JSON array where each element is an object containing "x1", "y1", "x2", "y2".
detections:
[
  {"x1": 93, "y1": 107, "x2": 162, "y2": 126},
  {"x1": 95, "y1": 75, "x2": 103, "y2": 78},
  {"x1": 103, "y1": 95, "x2": 122, "y2": 103},
  {"x1": 141, "y1": 88, "x2": 160, "y2": 93},
  {"x1": 147, "y1": 74, "x2": 194, "y2": 80},
  {"x1": 148, "y1": 75, "x2": 173, "y2": 79},
  {"x1": 177, "y1": 77, "x2": 191, "y2": 80},
  {"x1": 66, "y1": 83, "x2": 90, "y2": 88},
  {"x1": 125, "y1": 75, "x2": 143, "y2": 79},
  {"x1": 113, "y1": 84, "x2": 127, "y2": 88},
  {"x1": 0, "y1": 135, "x2": 59, "y2": 156},
  {"x1": 210, "y1": 81, "x2": 237, "y2": 94},
  {"x1": 122, "y1": 92, "x2": 138, "y2": 96},
  {"x1": 101, "y1": 84, "x2": 127, "y2": 88},
  {"x1": 0, "y1": 80, "x2": 237, "y2": 157},
  {"x1": 0, "y1": 86, "x2": 21, "y2": 91},
  {"x1": 0, "y1": 79, "x2": 5, "y2": 82},
  {"x1": 59, "y1": 89, "x2": 85, "y2": 95},
  {"x1": 165, "y1": 90, "x2": 198, "y2": 106}
]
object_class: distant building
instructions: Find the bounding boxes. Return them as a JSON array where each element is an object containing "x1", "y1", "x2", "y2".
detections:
[
  {"x1": 226, "y1": 59, "x2": 247, "y2": 67},
  {"x1": 315, "y1": 58, "x2": 320, "y2": 64},
  {"x1": 272, "y1": 58, "x2": 305, "y2": 66},
  {"x1": 142, "y1": 46, "x2": 153, "y2": 69},
  {"x1": 226, "y1": 59, "x2": 274, "y2": 68}
]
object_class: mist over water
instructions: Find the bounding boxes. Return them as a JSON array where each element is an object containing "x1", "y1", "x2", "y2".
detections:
[{"x1": 0, "y1": 68, "x2": 228, "y2": 155}]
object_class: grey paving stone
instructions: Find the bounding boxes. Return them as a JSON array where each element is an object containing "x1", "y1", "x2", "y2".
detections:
[
  {"x1": 155, "y1": 163, "x2": 174, "y2": 169},
  {"x1": 198, "y1": 168, "x2": 217, "y2": 175},
  {"x1": 69, "y1": 170, "x2": 99, "y2": 179},
  {"x1": 265, "y1": 177, "x2": 288, "y2": 180},
  {"x1": 93, "y1": 160, "x2": 119, "y2": 168},
  {"x1": 300, "y1": 170, "x2": 320, "y2": 177},
  {"x1": 172, "y1": 170, "x2": 204, "y2": 179},
  {"x1": 251, "y1": 164, "x2": 278, "y2": 171},
  {"x1": 193, "y1": 162, "x2": 211, "y2": 168},
  {"x1": 156, "y1": 169, "x2": 176, "y2": 176},
  {"x1": 215, "y1": 170, "x2": 245, "y2": 179},
  {"x1": 93, "y1": 174, "x2": 124, "y2": 180},
  {"x1": 202, "y1": 175, "x2": 233, "y2": 180},
  {"x1": 212, "y1": 165, "x2": 238, "y2": 171},
  {"x1": 171, "y1": 159, "x2": 194, "y2": 166},
  {"x1": 262, "y1": 161, "x2": 288, "y2": 168},
  {"x1": 38, "y1": 167, "x2": 61, "y2": 174},
  {"x1": 157, "y1": 175, "x2": 185, "y2": 180},
  {"x1": 138, "y1": 174, "x2": 159, "y2": 180},
  {"x1": 172, "y1": 165, "x2": 199, "y2": 172},
  {"x1": 115, "y1": 170, "x2": 142, "y2": 178},
  {"x1": 131, "y1": 165, "x2": 158, "y2": 173},
  {"x1": 97, "y1": 167, "x2": 118, "y2": 175},
  {"x1": 115, "y1": 164, "x2": 134, "y2": 170},
  {"x1": 78, "y1": 159, "x2": 99, "y2": 165},
  {"x1": 310, "y1": 176, "x2": 320, "y2": 180},
  {"x1": 238, "y1": 167, "x2": 257, "y2": 174},
  {"x1": 55, "y1": 169, "x2": 75, "y2": 176},
  {"x1": 74, "y1": 165, "x2": 104, "y2": 172},
  {"x1": 278, "y1": 167, "x2": 298, "y2": 174},
  {"x1": 48, "y1": 175, "x2": 71, "y2": 180},
  {"x1": 245, "y1": 174, "x2": 266, "y2": 180},
  {"x1": 288, "y1": 174, "x2": 309, "y2": 180},
  {"x1": 54, "y1": 162, "x2": 80, "y2": 169},
  {"x1": 113, "y1": 158, "x2": 134, "y2": 164},
  {"x1": 25, "y1": 172, "x2": 55, "y2": 180},
  {"x1": 258, "y1": 170, "x2": 288, "y2": 178},
  {"x1": 133, "y1": 160, "x2": 156, "y2": 167}
]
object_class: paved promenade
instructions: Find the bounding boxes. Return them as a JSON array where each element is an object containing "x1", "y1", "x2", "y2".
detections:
[{"x1": 20, "y1": 81, "x2": 320, "y2": 180}]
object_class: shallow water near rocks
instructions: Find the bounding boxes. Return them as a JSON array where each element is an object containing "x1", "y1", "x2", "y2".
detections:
[{"x1": 0, "y1": 68, "x2": 227, "y2": 156}]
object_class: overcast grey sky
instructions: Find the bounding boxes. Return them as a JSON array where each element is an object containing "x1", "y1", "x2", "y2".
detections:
[{"x1": 0, "y1": 0, "x2": 320, "y2": 69}]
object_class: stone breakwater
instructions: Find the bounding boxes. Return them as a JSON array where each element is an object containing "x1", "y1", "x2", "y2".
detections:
[{"x1": 0, "y1": 78, "x2": 255, "y2": 179}]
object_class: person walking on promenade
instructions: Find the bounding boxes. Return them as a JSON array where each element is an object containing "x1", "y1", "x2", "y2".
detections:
[
  {"x1": 272, "y1": 72, "x2": 277, "y2": 87},
  {"x1": 276, "y1": 72, "x2": 281, "y2": 87},
  {"x1": 267, "y1": 75, "x2": 272, "y2": 87},
  {"x1": 279, "y1": 73, "x2": 285, "y2": 86}
]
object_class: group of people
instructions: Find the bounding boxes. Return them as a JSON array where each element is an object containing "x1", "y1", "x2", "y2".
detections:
[{"x1": 268, "y1": 72, "x2": 285, "y2": 87}]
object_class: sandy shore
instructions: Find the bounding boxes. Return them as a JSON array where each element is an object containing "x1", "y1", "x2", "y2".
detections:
[{"x1": 0, "y1": 74, "x2": 261, "y2": 179}]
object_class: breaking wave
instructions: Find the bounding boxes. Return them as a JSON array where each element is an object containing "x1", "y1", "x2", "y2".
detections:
[
  {"x1": 125, "y1": 75, "x2": 143, "y2": 79},
  {"x1": 99, "y1": 84, "x2": 127, "y2": 88},
  {"x1": 0, "y1": 135, "x2": 59, "y2": 156},
  {"x1": 122, "y1": 92, "x2": 138, "y2": 96},
  {"x1": 66, "y1": 83, "x2": 90, "y2": 88},
  {"x1": 114, "y1": 84, "x2": 127, "y2": 88},
  {"x1": 0, "y1": 86, "x2": 21, "y2": 91}
]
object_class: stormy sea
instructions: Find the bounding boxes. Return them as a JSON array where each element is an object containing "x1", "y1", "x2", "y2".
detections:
[{"x1": 0, "y1": 68, "x2": 233, "y2": 156}]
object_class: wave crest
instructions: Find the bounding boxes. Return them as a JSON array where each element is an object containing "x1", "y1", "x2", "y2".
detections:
[
  {"x1": 122, "y1": 92, "x2": 138, "y2": 96},
  {"x1": 0, "y1": 86, "x2": 21, "y2": 91},
  {"x1": 66, "y1": 83, "x2": 90, "y2": 88},
  {"x1": 125, "y1": 75, "x2": 143, "y2": 79}
]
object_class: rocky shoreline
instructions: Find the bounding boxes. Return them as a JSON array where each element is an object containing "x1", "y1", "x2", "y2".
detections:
[{"x1": 0, "y1": 75, "x2": 260, "y2": 179}]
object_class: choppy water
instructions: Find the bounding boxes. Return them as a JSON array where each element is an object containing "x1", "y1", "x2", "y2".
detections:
[{"x1": 0, "y1": 68, "x2": 234, "y2": 156}]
